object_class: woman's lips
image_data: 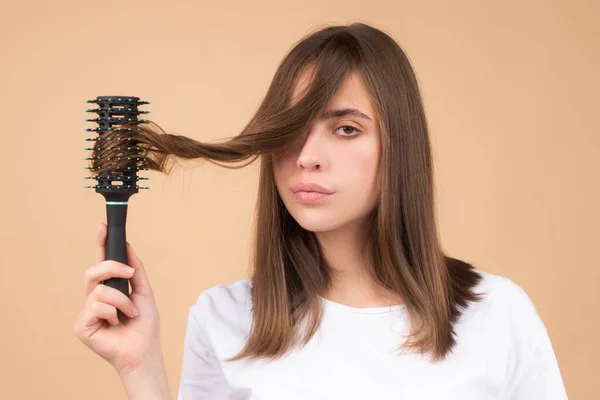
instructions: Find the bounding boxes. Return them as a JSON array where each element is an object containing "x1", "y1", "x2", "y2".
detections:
[{"x1": 293, "y1": 191, "x2": 332, "y2": 204}]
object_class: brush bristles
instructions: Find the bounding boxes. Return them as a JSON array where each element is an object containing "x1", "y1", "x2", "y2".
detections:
[{"x1": 84, "y1": 96, "x2": 152, "y2": 193}]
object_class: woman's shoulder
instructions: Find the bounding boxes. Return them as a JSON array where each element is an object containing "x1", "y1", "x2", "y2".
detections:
[
  {"x1": 466, "y1": 270, "x2": 548, "y2": 341},
  {"x1": 474, "y1": 270, "x2": 541, "y2": 310},
  {"x1": 188, "y1": 278, "x2": 254, "y2": 326},
  {"x1": 466, "y1": 271, "x2": 566, "y2": 397}
]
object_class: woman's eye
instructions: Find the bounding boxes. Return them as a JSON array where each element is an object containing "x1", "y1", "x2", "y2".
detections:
[{"x1": 335, "y1": 125, "x2": 361, "y2": 137}]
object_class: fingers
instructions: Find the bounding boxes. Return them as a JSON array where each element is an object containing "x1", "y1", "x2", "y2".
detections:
[
  {"x1": 96, "y1": 222, "x2": 107, "y2": 264},
  {"x1": 89, "y1": 222, "x2": 153, "y2": 299},
  {"x1": 85, "y1": 284, "x2": 139, "y2": 320},
  {"x1": 89, "y1": 300, "x2": 120, "y2": 326},
  {"x1": 126, "y1": 242, "x2": 153, "y2": 297},
  {"x1": 83, "y1": 260, "x2": 135, "y2": 300}
]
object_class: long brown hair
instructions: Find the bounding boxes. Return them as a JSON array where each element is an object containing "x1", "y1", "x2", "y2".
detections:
[{"x1": 92, "y1": 22, "x2": 483, "y2": 362}]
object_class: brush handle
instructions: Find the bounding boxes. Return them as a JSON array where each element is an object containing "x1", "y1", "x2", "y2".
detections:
[{"x1": 102, "y1": 202, "x2": 130, "y2": 298}]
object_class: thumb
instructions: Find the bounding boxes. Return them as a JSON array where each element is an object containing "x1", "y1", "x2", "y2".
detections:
[{"x1": 126, "y1": 242, "x2": 153, "y2": 296}]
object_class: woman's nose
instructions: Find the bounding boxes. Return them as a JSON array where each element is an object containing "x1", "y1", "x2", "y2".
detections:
[
  {"x1": 296, "y1": 127, "x2": 325, "y2": 170},
  {"x1": 297, "y1": 154, "x2": 321, "y2": 171}
]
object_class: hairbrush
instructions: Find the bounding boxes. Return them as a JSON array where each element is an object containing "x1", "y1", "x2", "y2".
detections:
[{"x1": 84, "y1": 96, "x2": 151, "y2": 299}]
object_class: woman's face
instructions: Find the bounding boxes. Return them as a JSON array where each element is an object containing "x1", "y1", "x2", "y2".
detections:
[{"x1": 273, "y1": 69, "x2": 381, "y2": 233}]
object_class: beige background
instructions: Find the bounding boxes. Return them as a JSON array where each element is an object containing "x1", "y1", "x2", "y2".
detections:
[{"x1": 0, "y1": 0, "x2": 597, "y2": 398}]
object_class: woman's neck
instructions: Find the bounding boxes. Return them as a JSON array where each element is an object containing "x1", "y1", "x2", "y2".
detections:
[{"x1": 315, "y1": 221, "x2": 404, "y2": 308}]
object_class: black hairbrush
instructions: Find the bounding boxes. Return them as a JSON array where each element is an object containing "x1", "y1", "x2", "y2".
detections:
[{"x1": 84, "y1": 96, "x2": 151, "y2": 298}]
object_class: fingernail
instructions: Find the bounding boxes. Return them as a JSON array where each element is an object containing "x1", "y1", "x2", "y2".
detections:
[{"x1": 132, "y1": 306, "x2": 139, "y2": 316}]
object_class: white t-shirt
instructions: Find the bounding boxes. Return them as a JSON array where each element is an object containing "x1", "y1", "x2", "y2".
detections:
[{"x1": 177, "y1": 270, "x2": 568, "y2": 399}]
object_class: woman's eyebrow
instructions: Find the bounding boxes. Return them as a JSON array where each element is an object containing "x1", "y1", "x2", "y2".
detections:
[{"x1": 318, "y1": 108, "x2": 372, "y2": 121}]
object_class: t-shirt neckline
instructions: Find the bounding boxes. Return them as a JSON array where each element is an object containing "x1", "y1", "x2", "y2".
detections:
[{"x1": 319, "y1": 295, "x2": 406, "y2": 314}]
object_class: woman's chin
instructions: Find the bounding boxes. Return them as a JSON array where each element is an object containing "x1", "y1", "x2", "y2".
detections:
[{"x1": 292, "y1": 214, "x2": 342, "y2": 233}]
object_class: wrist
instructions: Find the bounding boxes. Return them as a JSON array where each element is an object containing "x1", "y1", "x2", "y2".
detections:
[
  {"x1": 118, "y1": 349, "x2": 172, "y2": 400},
  {"x1": 117, "y1": 346, "x2": 165, "y2": 377}
]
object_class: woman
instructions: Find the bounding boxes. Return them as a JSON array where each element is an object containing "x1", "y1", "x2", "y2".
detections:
[{"x1": 74, "y1": 22, "x2": 568, "y2": 399}]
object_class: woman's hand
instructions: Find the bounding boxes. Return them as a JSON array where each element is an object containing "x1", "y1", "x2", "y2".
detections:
[{"x1": 74, "y1": 222, "x2": 162, "y2": 375}]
